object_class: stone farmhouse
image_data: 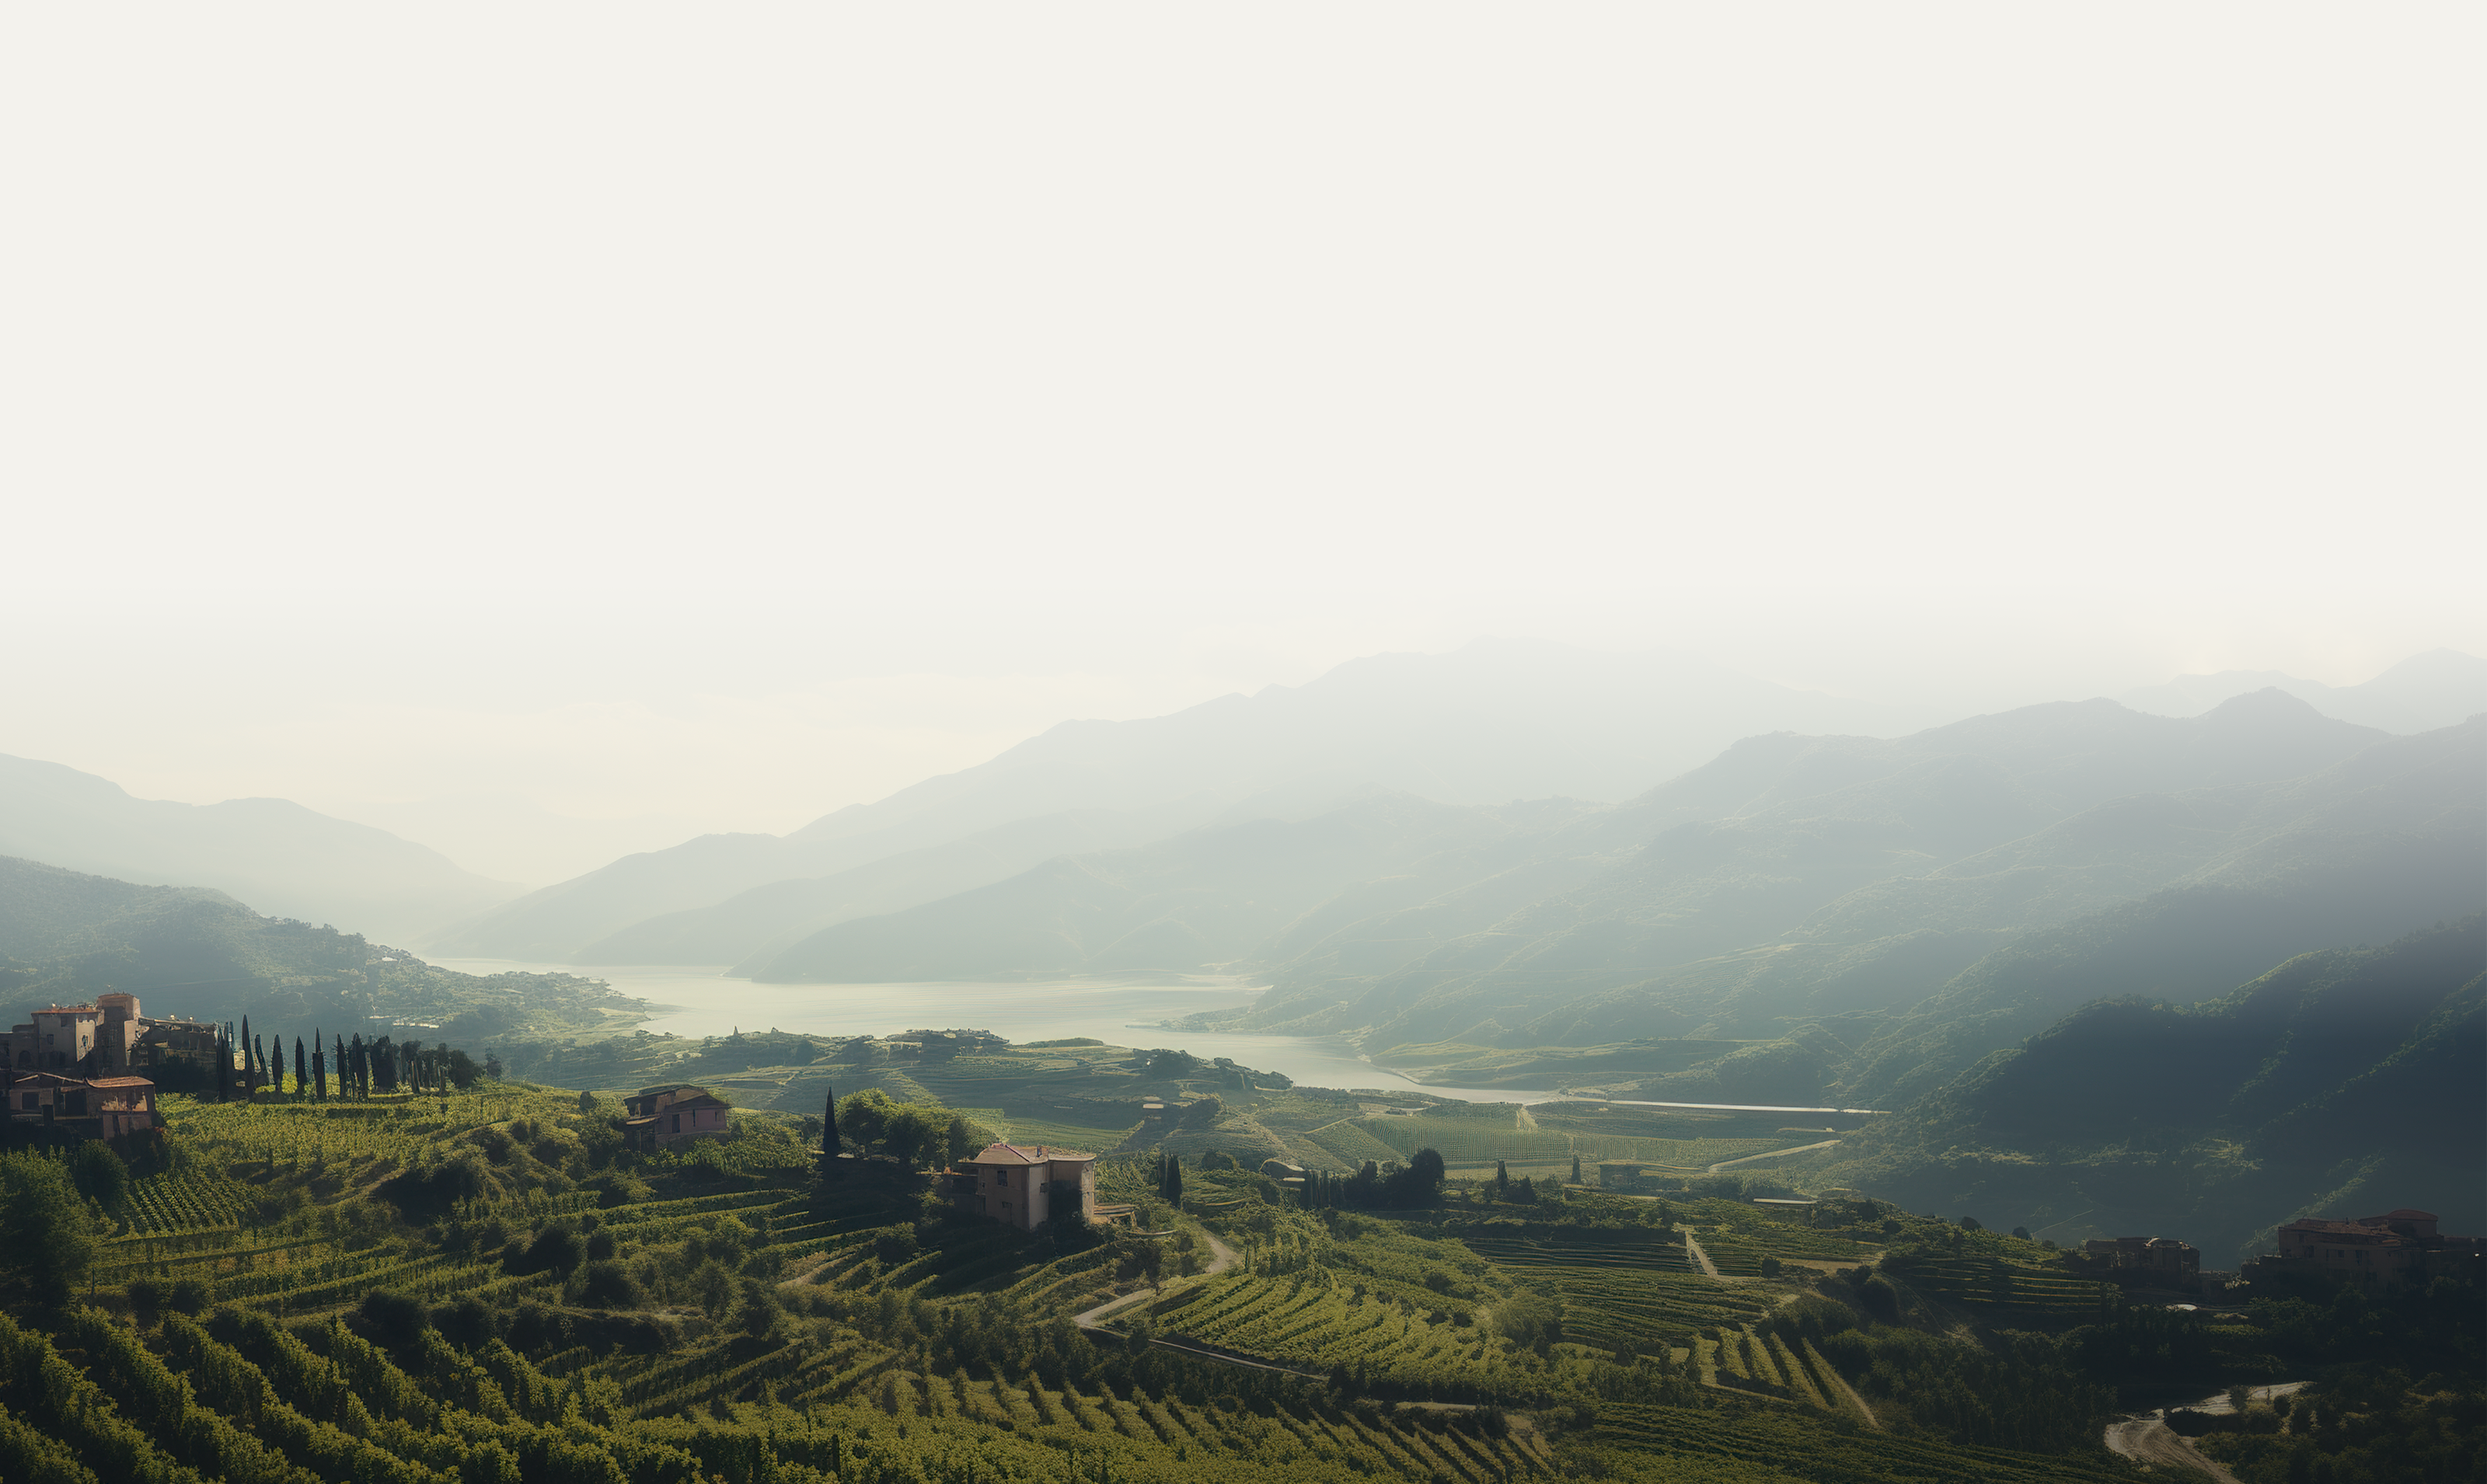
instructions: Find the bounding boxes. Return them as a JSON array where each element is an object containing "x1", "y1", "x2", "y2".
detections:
[
  {"x1": 8, "y1": 993, "x2": 220, "y2": 1077},
  {"x1": 2245, "y1": 1208, "x2": 2483, "y2": 1287},
  {"x1": 622, "y1": 1085, "x2": 733, "y2": 1150},
  {"x1": 6, "y1": 1071, "x2": 161, "y2": 1141},
  {"x1": 3, "y1": 994, "x2": 203, "y2": 1144},
  {"x1": 2081, "y1": 1235, "x2": 2202, "y2": 1288},
  {"x1": 946, "y1": 1142, "x2": 1097, "y2": 1230}
]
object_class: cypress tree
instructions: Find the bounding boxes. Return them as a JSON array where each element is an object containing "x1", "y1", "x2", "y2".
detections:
[
  {"x1": 241, "y1": 1016, "x2": 255, "y2": 1096},
  {"x1": 1165, "y1": 1158, "x2": 1184, "y2": 1207},
  {"x1": 312, "y1": 1033, "x2": 326, "y2": 1101},
  {"x1": 1571, "y1": 1153, "x2": 1582, "y2": 1185},
  {"x1": 822, "y1": 1086, "x2": 840, "y2": 1161},
  {"x1": 295, "y1": 1038, "x2": 307, "y2": 1099},
  {"x1": 1495, "y1": 1159, "x2": 1509, "y2": 1198},
  {"x1": 215, "y1": 1030, "x2": 232, "y2": 1100}
]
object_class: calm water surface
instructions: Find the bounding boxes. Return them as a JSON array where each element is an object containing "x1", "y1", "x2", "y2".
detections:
[{"x1": 431, "y1": 959, "x2": 1558, "y2": 1105}]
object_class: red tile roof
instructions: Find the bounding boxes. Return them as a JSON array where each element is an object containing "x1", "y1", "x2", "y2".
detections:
[{"x1": 971, "y1": 1142, "x2": 1095, "y2": 1165}]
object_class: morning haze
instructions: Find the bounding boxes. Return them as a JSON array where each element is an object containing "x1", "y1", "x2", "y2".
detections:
[{"x1": 1, "y1": 8, "x2": 2478, "y2": 1484}]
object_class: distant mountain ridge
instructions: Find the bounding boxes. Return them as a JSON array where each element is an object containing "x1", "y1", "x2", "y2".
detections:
[
  {"x1": 736, "y1": 692, "x2": 2480, "y2": 1131},
  {"x1": 2117, "y1": 646, "x2": 2486, "y2": 733},
  {"x1": 0, "y1": 754, "x2": 520, "y2": 945},
  {"x1": 438, "y1": 639, "x2": 1909, "y2": 962}
]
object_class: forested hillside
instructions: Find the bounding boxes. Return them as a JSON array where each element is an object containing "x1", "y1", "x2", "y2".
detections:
[
  {"x1": 1822, "y1": 915, "x2": 2487, "y2": 1260},
  {"x1": 0, "y1": 855, "x2": 642, "y2": 1046}
]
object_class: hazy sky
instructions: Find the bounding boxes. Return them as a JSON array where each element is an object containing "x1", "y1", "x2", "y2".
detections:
[{"x1": 3, "y1": 6, "x2": 2479, "y2": 883}]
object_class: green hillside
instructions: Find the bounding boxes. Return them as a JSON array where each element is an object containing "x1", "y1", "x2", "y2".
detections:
[
  {"x1": 0, "y1": 855, "x2": 643, "y2": 1046},
  {"x1": 1820, "y1": 915, "x2": 2487, "y2": 1259},
  {"x1": 13, "y1": 1049, "x2": 2471, "y2": 1484}
]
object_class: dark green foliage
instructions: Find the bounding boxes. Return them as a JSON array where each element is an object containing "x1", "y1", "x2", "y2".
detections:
[
  {"x1": 2192, "y1": 1363, "x2": 2485, "y2": 1484},
  {"x1": 0, "y1": 1152, "x2": 99, "y2": 1302},
  {"x1": 64, "y1": 1141, "x2": 128, "y2": 1219},
  {"x1": 352, "y1": 1289, "x2": 431, "y2": 1350}
]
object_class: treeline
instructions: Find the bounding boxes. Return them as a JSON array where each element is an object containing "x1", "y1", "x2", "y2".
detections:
[{"x1": 180, "y1": 1014, "x2": 482, "y2": 1101}]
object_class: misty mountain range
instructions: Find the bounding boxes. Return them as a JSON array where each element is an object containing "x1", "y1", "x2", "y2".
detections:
[
  {"x1": 2, "y1": 639, "x2": 2477, "y2": 1251},
  {"x1": 0, "y1": 753, "x2": 518, "y2": 946}
]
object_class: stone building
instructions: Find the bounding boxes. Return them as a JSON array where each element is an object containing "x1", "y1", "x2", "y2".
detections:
[
  {"x1": 622, "y1": 1084, "x2": 733, "y2": 1150},
  {"x1": 2081, "y1": 1235, "x2": 2201, "y2": 1288},
  {"x1": 6, "y1": 1071, "x2": 161, "y2": 1141},
  {"x1": 2244, "y1": 1208, "x2": 2483, "y2": 1288},
  {"x1": 8, "y1": 994, "x2": 220, "y2": 1078},
  {"x1": 947, "y1": 1142, "x2": 1097, "y2": 1230}
]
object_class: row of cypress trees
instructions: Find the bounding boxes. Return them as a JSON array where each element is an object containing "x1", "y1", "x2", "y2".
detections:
[{"x1": 211, "y1": 1016, "x2": 438, "y2": 1102}]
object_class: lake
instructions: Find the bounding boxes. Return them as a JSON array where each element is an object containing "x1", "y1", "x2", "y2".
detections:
[{"x1": 430, "y1": 958, "x2": 1560, "y2": 1105}]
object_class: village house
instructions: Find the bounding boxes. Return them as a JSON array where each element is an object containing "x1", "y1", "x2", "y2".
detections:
[
  {"x1": 2081, "y1": 1235, "x2": 2201, "y2": 1288},
  {"x1": 622, "y1": 1084, "x2": 733, "y2": 1150},
  {"x1": 946, "y1": 1142, "x2": 1097, "y2": 1230},
  {"x1": 2245, "y1": 1208, "x2": 2483, "y2": 1288},
  {"x1": 8, "y1": 993, "x2": 220, "y2": 1078},
  {"x1": 6, "y1": 1070, "x2": 162, "y2": 1141}
]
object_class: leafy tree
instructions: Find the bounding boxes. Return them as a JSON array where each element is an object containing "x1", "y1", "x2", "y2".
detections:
[
  {"x1": 837, "y1": 1088, "x2": 896, "y2": 1151},
  {"x1": 65, "y1": 1141, "x2": 127, "y2": 1221},
  {"x1": 0, "y1": 1151, "x2": 104, "y2": 1301},
  {"x1": 881, "y1": 1105, "x2": 951, "y2": 1170}
]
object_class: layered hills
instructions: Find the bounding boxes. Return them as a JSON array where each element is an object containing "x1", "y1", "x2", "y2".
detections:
[
  {"x1": 0, "y1": 853, "x2": 636, "y2": 1044},
  {"x1": 2118, "y1": 645, "x2": 2487, "y2": 732},
  {"x1": 0, "y1": 753, "x2": 518, "y2": 944},
  {"x1": 436, "y1": 640, "x2": 1906, "y2": 962},
  {"x1": 1820, "y1": 914, "x2": 2486, "y2": 1261},
  {"x1": 729, "y1": 693, "x2": 2480, "y2": 1130}
]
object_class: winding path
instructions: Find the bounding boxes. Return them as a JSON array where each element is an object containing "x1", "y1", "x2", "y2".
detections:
[
  {"x1": 1680, "y1": 1231, "x2": 1721, "y2": 1278},
  {"x1": 1070, "y1": 1228, "x2": 1236, "y2": 1332}
]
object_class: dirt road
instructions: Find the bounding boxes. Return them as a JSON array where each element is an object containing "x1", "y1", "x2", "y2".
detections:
[
  {"x1": 1681, "y1": 1232, "x2": 1721, "y2": 1278},
  {"x1": 2104, "y1": 1419, "x2": 2241, "y2": 1483},
  {"x1": 1705, "y1": 1139, "x2": 1840, "y2": 1174},
  {"x1": 1070, "y1": 1228, "x2": 1236, "y2": 1332}
]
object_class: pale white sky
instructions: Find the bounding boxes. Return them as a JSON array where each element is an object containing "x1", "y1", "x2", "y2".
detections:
[{"x1": 2, "y1": 5, "x2": 2479, "y2": 883}]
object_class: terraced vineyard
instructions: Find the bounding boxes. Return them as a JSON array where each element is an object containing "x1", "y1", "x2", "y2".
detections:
[
  {"x1": 1160, "y1": 1268, "x2": 1562, "y2": 1400},
  {"x1": 1582, "y1": 1401, "x2": 2129, "y2": 1483},
  {"x1": 1885, "y1": 1253, "x2": 2116, "y2": 1315},
  {"x1": 1455, "y1": 1226, "x2": 1775, "y2": 1350},
  {"x1": 124, "y1": 1169, "x2": 251, "y2": 1233},
  {"x1": 1677, "y1": 1199, "x2": 1885, "y2": 1275}
]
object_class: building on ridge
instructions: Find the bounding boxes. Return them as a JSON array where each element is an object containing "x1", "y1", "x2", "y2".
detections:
[
  {"x1": 2244, "y1": 1208, "x2": 2483, "y2": 1288},
  {"x1": 8, "y1": 994, "x2": 221, "y2": 1081},
  {"x1": 623, "y1": 1085, "x2": 733, "y2": 1150},
  {"x1": 2080, "y1": 1235, "x2": 2201, "y2": 1289},
  {"x1": 947, "y1": 1142, "x2": 1097, "y2": 1230}
]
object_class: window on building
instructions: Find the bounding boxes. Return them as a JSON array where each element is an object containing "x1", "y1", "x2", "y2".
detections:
[{"x1": 996, "y1": 1169, "x2": 1009, "y2": 1186}]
